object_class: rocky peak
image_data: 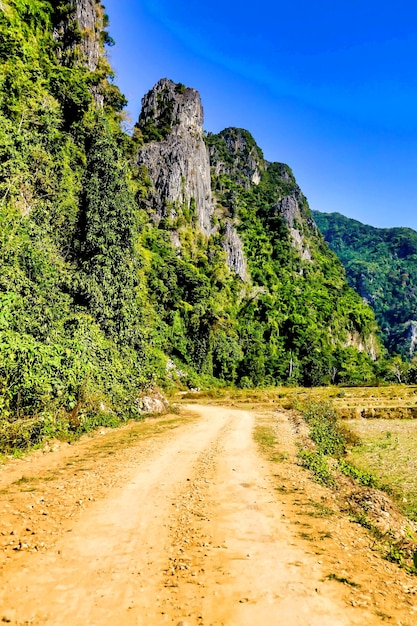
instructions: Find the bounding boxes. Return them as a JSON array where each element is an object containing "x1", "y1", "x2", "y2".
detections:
[
  {"x1": 272, "y1": 194, "x2": 312, "y2": 262},
  {"x1": 136, "y1": 79, "x2": 213, "y2": 236},
  {"x1": 138, "y1": 78, "x2": 203, "y2": 141},
  {"x1": 267, "y1": 163, "x2": 316, "y2": 262},
  {"x1": 208, "y1": 127, "x2": 264, "y2": 188}
]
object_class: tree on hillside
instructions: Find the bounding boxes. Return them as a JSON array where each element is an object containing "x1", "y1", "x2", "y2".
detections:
[{"x1": 75, "y1": 115, "x2": 141, "y2": 348}]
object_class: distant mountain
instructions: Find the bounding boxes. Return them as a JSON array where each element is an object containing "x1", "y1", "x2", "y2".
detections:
[{"x1": 313, "y1": 211, "x2": 417, "y2": 358}]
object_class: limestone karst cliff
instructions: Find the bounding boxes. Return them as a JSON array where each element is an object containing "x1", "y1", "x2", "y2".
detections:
[
  {"x1": 208, "y1": 127, "x2": 264, "y2": 188},
  {"x1": 136, "y1": 78, "x2": 214, "y2": 236},
  {"x1": 52, "y1": 0, "x2": 118, "y2": 108},
  {"x1": 52, "y1": 0, "x2": 102, "y2": 70},
  {"x1": 136, "y1": 79, "x2": 248, "y2": 279},
  {"x1": 208, "y1": 129, "x2": 314, "y2": 268},
  {"x1": 135, "y1": 79, "x2": 380, "y2": 386}
]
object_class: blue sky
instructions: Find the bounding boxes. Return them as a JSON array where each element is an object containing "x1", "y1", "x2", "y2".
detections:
[{"x1": 104, "y1": 0, "x2": 417, "y2": 229}]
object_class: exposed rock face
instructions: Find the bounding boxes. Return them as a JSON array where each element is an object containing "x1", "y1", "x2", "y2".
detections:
[
  {"x1": 136, "y1": 81, "x2": 249, "y2": 279},
  {"x1": 208, "y1": 130, "x2": 315, "y2": 272},
  {"x1": 52, "y1": 0, "x2": 103, "y2": 105},
  {"x1": 208, "y1": 128, "x2": 264, "y2": 281},
  {"x1": 71, "y1": 0, "x2": 101, "y2": 71},
  {"x1": 222, "y1": 221, "x2": 247, "y2": 281},
  {"x1": 273, "y1": 194, "x2": 312, "y2": 261},
  {"x1": 53, "y1": 0, "x2": 101, "y2": 70},
  {"x1": 345, "y1": 330, "x2": 379, "y2": 361},
  {"x1": 269, "y1": 164, "x2": 317, "y2": 262},
  {"x1": 397, "y1": 320, "x2": 417, "y2": 357},
  {"x1": 136, "y1": 79, "x2": 213, "y2": 236},
  {"x1": 208, "y1": 127, "x2": 264, "y2": 188},
  {"x1": 406, "y1": 321, "x2": 417, "y2": 356}
]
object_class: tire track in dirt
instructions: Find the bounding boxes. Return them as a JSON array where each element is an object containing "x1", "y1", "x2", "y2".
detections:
[
  {"x1": 0, "y1": 411, "x2": 229, "y2": 625},
  {"x1": 156, "y1": 407, "x2": 375, "y2": 626}
]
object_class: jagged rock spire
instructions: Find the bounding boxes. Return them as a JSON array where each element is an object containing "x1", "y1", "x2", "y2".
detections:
[{"x1": 136, "y1": 79, "x2": 214, "y2": 236}]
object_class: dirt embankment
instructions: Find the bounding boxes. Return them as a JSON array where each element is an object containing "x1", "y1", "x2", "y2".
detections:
[{"x1": 0, "y1": 406, "x2": 416, "y2": 625}]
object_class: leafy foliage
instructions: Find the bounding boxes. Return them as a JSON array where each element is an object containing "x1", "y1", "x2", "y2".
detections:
[
  {"x1": 298, "y1": 401, "x2": 350, "y2": 486},
  {"x1": 75, "y1": 115, "x2": 141, "y2": 347},
  {"x1": 0, "y1": 0, "x2": 150, "y2": 442},
  {"x1": 302, "y1": 402, "x2": 347, "y2": 457},
  {"x1": 298, "y1": 449, "x2": 335, "y2": 486},
  {"x1": 338, "y1": 459, "x2": 378, "y2": 487},
  {"x1": 138, "y1": 224, "x2": 242, "y2": 382}
]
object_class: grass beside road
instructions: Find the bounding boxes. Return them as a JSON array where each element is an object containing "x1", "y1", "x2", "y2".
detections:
[
  {"x1": 346, "y1": 419, "x2": 417, "y2": 522},
  {"x1": 178, "y1": 384, "x2": 417, "y2": 418}
]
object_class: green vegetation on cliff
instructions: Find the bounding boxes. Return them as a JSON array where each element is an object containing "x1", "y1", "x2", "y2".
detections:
[{"x1": 206, "y1": 129, "x2": 379, "y2": 386}]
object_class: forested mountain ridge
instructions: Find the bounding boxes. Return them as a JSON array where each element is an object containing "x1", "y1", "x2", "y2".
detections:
[
  {"x1": 0, "y1": 0, "x2": 382, "y2": 442},
  {"x1": 313, "y1": 211, "x2": 417, "y2": 359},
  {"x1": 205, "y1": 127, "x2": 381, "y2": 384}
]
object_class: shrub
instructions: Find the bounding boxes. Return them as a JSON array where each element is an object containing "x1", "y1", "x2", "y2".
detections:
[{"x1": 302, "y1": 402, "x2": 347, "y2": 457}]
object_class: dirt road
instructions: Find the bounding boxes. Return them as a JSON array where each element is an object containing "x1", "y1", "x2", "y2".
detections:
[{"x1": 0, "y1": 405, "x2": 415, "y2": 625}]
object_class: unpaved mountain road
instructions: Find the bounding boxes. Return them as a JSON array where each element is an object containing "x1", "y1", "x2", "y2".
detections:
[{"x1": 0, "y1": 405, "x2": 416, "y2": 625}]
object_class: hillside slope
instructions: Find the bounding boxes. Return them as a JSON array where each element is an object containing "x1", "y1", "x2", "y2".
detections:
[{"x1": 313, "y1": 211, "x2": 417, "y2": 358}]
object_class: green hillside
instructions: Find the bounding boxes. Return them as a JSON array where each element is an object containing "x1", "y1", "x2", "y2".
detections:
[
  {"x1": 313, "y1": 211, "x2": 417, "y2": 359},
  {"x1": 206, "y1": 129, "x2": 379, "y2": 386}
]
